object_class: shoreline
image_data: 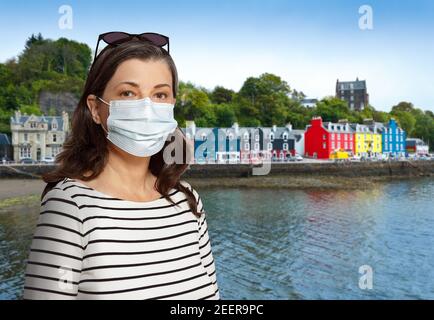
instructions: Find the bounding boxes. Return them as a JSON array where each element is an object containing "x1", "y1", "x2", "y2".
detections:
[
  {"x1": 188, "y1": 175, "x2": 433, "y2": 190},
  {"x1": 0, "y1": 174, "x2": 432, "y2": 210}
]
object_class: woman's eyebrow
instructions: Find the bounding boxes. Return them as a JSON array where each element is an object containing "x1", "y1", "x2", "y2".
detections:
[
  {"x1": 154, "y1": 83, "x2": 171, "y2": 89},
  {"x1": 115, "y1": 81, "x2": 140, "y2": 88},
  {"x1": 114, "y1": 82, "x2": 171, "y2": 89}
]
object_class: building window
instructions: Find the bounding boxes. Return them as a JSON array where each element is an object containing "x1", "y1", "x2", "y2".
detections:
[
  {"x1": 267, "y1": 142, "x2": 272, "y2": 150},
  {"x1": 283, "y1": 143, "x2": 288, "y2": 150},
  {"x1": 269, "y1": 133, "x2": 274, "y2": 140},
  {"x1": 350, "y1": 95, "x2": 354, "y2": 101},
  {"x1": 350, "y1": 103, "x2": 354, "y2": 109},
  {"x1": 255, "y1": 135, "x2": 259, "y2": 141},
  {"x1": 53, "y1": 134, "x2": 57, "y2": 142},
  {"x1": 36, "y1": 134, "x2": 40, "y2": 141},
  {"x1": 51, "y1": 146, "x2": 59, "y2": 157},
  {"x1": 243, "y1": 132, "x2": 249, "y2": 140},
  {"x1": 323, "y1": 142, "x2": 326, "y2": 149},
  {"x1": 254, "y1": 142, "x2": 259, "y2": 150},
  {"x1": 331, "y1": 142, "x2": 335, "y2": 149},
  {"x1": 201, "y1": 134, "x2": 207, "y2": 141},
  {"x1": 24, "y1": 133, "x2": 28, "y2": 142},
  {"x1": 331, "y1": 133, "x2": 335, "y2": 140},
  {"x1": 52, "y1": 122, "x2": 58, "y2": 130},
  {"x1": 323, "y1": 134, "x2": 326, "y2": 140},
  {"x1": 337, "y1": 134, "x2": 340, "y2": 140},
  {"x1": 20, "y1": 146, "x2": 31, "y2": 158},
  {"x1": 245, "y1": 143, "x2": 250, "y2": 150}
]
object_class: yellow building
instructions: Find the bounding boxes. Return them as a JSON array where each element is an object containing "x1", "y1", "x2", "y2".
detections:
[{"x1": 350, "y1": 124, "x2": 382, "y2": 157}]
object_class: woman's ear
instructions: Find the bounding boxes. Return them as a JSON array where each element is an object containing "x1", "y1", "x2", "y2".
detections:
[{"x1": 86, "y1": 94, "x2": 102, "y2": 124}]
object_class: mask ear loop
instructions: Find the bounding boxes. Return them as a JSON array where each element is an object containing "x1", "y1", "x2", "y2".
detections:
[{"x1": 96, "y1": 96, "x2": 110, "y2": 135}]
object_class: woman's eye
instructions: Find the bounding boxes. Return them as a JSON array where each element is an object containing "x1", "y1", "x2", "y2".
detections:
[
  {"x1": 155, "y1": 92, "x2": 168, "y2": 100},
  {"x1": 120, "y1": 90, "x2": 135, "y2": 97}
]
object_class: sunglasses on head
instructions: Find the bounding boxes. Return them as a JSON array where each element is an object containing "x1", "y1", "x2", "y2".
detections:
[{"x1": 93, "y1": 31, "x2": 170, "y2": 63}]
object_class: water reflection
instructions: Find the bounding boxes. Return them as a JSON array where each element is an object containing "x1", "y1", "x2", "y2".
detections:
[{"x1": 0, "y1": 178, "x2": 433, "y2": 299}]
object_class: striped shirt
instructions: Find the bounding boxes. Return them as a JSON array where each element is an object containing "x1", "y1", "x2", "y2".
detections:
[{"x1": 22, "y1": 177, "x2": 219, "y2": 300}]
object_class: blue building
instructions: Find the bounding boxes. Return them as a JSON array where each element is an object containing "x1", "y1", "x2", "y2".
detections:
[
  {"x1": 382, "y1": 118, "x2": 406, "y2": 156},
  {"x1": 366, "y1": 118, "x2": 406, "y2": 157},
  {"x1": 183, "y1": 124, "x2": 241, "y2": 163}
]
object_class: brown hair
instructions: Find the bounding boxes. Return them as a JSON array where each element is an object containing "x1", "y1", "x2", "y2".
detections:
[{"x1": 41, "y1": 39, "x2": 200, "y2": 216}]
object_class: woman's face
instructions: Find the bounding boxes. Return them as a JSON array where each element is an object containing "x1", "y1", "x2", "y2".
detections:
[{"x1": 87, "y1": 58, "x2": 176, "y2": 129}]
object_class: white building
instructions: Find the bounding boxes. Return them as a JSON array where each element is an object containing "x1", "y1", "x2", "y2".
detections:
[{"x1": 10, "y1": 110, "x2": 69, "y2": 162}]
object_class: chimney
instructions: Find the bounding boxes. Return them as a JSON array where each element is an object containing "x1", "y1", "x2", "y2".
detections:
[
  {"x1": 363, "y1": 118, "x2": 374, "y2": 125},
  {"x1": 285, "y1": 122, "x2": 292, "y2": 131},
  {"x1": 62, "y1": 111, "x2": 69, "y2": 132},
  {"x1": 186, "y1": 120, "x2": 196, "y2": 136},
  {"x1": 15, "y1": 110, "x2": 21, "y2": 122},
  {"x1": 311, "y1": 116, "x2": 323, "y2": 127},
  {"x1": 232, "y1": 122, "x2": 239, "y2": 135}
]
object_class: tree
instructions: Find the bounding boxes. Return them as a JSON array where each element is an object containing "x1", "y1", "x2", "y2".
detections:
[
  {"x1": 393, "y1": 111, "x2": 416, "y2": 136},
  {"x1": 215, "y1": 103, "x2": 237, "y2": 127},
  {"x1": 391, "y1": 101, "x2": 415, "y2": 114},
  {"x1": 210, "y1": 86, "x2": 235, "y2": 104}
]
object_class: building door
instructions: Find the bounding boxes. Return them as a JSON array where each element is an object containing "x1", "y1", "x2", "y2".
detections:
[{"x1": 37, "y1": 148, "x2": 41, "y2": 161}]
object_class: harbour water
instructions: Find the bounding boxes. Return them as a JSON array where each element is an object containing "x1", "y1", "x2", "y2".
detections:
[{"x1": 0, "y1": 178, "x2": 433, "y2": 299}]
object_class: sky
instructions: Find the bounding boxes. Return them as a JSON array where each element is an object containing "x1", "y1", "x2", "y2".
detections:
[{"x1": 0, "y1": 0, "x2": 433, "y2": 112}]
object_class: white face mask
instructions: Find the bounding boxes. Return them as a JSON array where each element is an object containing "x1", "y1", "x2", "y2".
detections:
[{"x1": 97, "y1": 96, "x2": 178, "y2": 157}]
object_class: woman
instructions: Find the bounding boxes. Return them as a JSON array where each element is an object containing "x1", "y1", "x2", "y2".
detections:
[{"x1": 22, "y1": 32, "x2": 219, "y2": 300}]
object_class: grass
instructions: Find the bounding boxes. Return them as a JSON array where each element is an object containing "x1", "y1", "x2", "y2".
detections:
[{"x1": 0, "y1": 194, "x2": 40, "y2": 209}]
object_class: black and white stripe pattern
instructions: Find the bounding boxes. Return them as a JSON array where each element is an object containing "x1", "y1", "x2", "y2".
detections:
[{"x1": 23, "y1": 178, "x2": 219, "y2": 300}]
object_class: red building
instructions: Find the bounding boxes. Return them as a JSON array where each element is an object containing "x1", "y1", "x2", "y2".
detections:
[{"x1": 304, "y1": 117, "x2": 355, "y2": 159}]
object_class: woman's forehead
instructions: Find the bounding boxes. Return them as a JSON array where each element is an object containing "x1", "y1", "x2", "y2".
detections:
[{"x1": 109, "y1": 58, "x2": 172, "y2": 88}]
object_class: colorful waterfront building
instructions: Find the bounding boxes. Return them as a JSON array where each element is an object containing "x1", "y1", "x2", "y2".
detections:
[
  {"x1": 406, "y1": 138, "x2": 429, "y2": 155},
  {"x1": 382, "y1": 119, "x2": 406, "y2": 156},
  {"x1": 349, "y1": 123, "x2": 382, "y2": 157},
  {"x1": 304, "y1": 117, "x2": 354, "y2": 159}
]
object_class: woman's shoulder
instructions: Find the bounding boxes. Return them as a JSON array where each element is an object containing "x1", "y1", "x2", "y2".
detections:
[
  {"x1": 179, "y1": 179, "x2": 199, "y2": 198},
  {"x1": 41, "y1": 178, "x2": 80, "y2": 211},
  {"x1": 179, "y1": 179, "x2": 206, "y2": 216}
]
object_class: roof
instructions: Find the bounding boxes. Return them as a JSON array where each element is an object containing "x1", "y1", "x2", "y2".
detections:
[
  {"x1": 337, "y1": 79, "x2": 367, "y2": 90},
  {"x1": 0, "y1": 133, "x2": 11, "y2": 145},
  {"x1": 10, "y1": 114, "x2": 65, "y2": 131},
  {"x1": 301, "y1": 99, "x2": 318, "y2": 104}
]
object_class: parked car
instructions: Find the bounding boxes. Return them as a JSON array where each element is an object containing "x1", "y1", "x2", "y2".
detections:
[
  {"x1": 294, "y1": 154, "x2": 303, "y2": 161},
  {"x1": 407, "y1": 153, "x2": 417, "y2": 160},
  {"x1": 19, "y1": 158, "x2": 35, "y2": 164},
  {"x1": 41, "y1": 156, "x2": 55, "y2": 164},
  {"x1": 349, "y1": 155, "x2": 361, "y2": 162},
  {"x1": 1, "y1": 156, "x2": 13, "y2": 164}
]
